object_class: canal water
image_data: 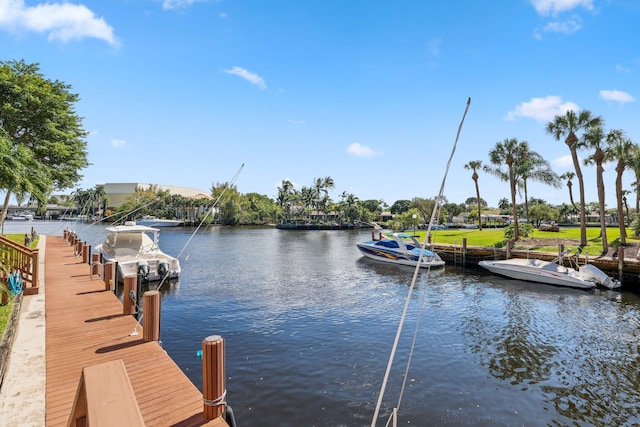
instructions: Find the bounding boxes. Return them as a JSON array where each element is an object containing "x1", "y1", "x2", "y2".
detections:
[{"x1": 6, "y1": 221, "x2": 640, "y2": 426}]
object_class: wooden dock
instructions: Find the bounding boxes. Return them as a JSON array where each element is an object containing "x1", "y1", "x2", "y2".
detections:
[{"x1": 45, "y1": 235, "x2": 229, "y2": 426}]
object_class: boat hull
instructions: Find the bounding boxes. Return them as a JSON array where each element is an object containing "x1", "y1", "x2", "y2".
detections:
[
  {"x1": 356, "y1": 244, "x2": 445, "y2": 268},
  {"x1": 478, "y1": 259, "x2": 595, "y2": 289}
]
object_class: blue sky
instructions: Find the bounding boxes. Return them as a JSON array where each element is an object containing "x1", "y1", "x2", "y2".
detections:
[{"x1": 1, "y1": 0, "x2": 638, "y2": 209}]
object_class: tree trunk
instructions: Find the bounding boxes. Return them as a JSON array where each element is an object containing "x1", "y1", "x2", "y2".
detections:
[
  {"x1": 596, "y1": 161, "x2": 608, "y2": 254},
  {"x1": 473, "y1": 175, "x2": 482, "y2": 231},
  {"x1": 509, "y1": 165, "x2": 519, "y2": 241},
  {"x1": 571, "y1": 147, "x2": 588, "y2": 246},
  {"x1": 0, "y1": 189, "x2": 13, "y2": 234},
  {"x1": 616, "y1": 163, "x2": 627, "y2": 245}
]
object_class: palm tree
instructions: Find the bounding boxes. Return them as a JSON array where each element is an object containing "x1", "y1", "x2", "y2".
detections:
[
  {"x1": 628, "y1": 148, "x2": 640, "y2": 216},
  {"x1": 514, "y1": 146, "x2": 561, "y2": 222},
  {"x1": 605, "y1": 129, "x2": 635, "y2": 245},
  {"x1": 464, "y1": 160, "x2": 484, "y2": 230},
  {"x1": 487, "y1": 138, "x2": 527, "y2": 241},
  {"x1": 560, "y1": 172, "x2": 577, "y2": 210},
  {"x1": 582, "y1": 126, "x2": 609, "y2": 254},
  {"x1": 276, "y1": 179, "x2": 295, "y2": 221},
  {"x1": 545, "y1": 109, "x2": 603, "y2": 247}
]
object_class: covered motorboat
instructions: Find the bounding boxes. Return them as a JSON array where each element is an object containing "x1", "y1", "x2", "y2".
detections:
[
  {"x1": 478, "y1": 251, "x2": 619, "y2": 290},
  {"x1": 95, "y1": 221, "x2": 181, "y2": 282},
  {"x1": 135, "y1": 216, "x2": 182, "y2": 227},
  {"x1": 356, "y1": 232, "x2": 445, "y2": 268}
]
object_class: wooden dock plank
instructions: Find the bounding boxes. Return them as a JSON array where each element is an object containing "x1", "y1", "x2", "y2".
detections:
[{"x1": 45, "y1": 236, "x2": 228, "y2": 427}]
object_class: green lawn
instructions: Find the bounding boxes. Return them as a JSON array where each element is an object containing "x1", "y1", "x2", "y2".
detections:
[
  {"x1": 0, "y1": 298, "x2": 13, "y2": 338},
  {"x1": 418, "y1": 226, "x2": 638, "y2": 254}
]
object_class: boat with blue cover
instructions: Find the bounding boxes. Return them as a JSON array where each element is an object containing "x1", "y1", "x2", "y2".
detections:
[{"x1": 356, "y1": 232, "x2": 445, "y2": 268}]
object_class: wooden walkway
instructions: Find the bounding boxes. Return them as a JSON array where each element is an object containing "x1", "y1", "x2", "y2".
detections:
[{"x1": 45, "y1": 235, "x2": 228, "y2": 426}]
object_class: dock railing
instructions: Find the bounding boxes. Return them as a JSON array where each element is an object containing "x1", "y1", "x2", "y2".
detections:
[{"x1": 0, "y1": 234, "x2": 39, "y2": 295}]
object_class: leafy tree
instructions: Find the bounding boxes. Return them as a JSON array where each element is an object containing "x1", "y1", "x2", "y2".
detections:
[
  {"x1": 211, "y1": 182, "x2": 243, "y2": 225},
  {"x1": 411, "y1": 197, "x2": 438, "y2": 225},
  {"x1": 583, "y1": 126, "x2": 609, "y2": 254},
  {"x1": 276, "y1": 179, "x2": 296, "y2": 221},
  {"x1": 464, "y1": 160, "x2": 484, "y2": 230},
  {"x1": 361, "y1": 199, "x2": 382, "y2": 215},
  {"x1": 0, "y1": 60, "x2": 89, "y2": 230},
  {"x1": 390, "y1": 200, "x2": 411, "y2": 215},
  {"x1": 497, "y1": 197, "x2": 511, "y2": 213},
  {"x1": 514, "y1": 146, "x2": 560, "y2": 222},
  {"x1": 487, "y1": 138, "x2": 527, "y2": 241},
  {"x1": 441, "y1": 202, "x2": 462, "y2": 222},
  {"x1": 528, "y1": 203, "x2": 559, "y2": 227},
  {"x1": 546, "y1": 109, "x2": 603, "y2": 246}
]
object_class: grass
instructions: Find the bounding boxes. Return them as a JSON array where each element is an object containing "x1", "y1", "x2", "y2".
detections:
[
  {"x1": 413, "y1": 226, "x2": 640, "y2": 254},
  {"x1": 0, "y1": 298, "x2": 14, "y2": 339}
]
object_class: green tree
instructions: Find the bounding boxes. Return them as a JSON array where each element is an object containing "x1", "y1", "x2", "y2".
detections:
[
  {"x1": 528, "y1": 203, "x2": 559, "y2": 227},
  {"x1": 487, "y1": 138, "x2": 527, "y2": 241},
  {"x1": 628, "y1": 148, "x2": 640, "y2": 216},
  {"x1": 464, "y1": 160, "x2": 484, "y2": 230},
  {"x1": 560, "y1": 172, "x2": 577, "y2": 209},
  {"x1": 546, "y1": 109, "x2": 603, "y2": 246},
  {"x1": 605, "y1": 130, "x2": 635, "y2": 245},
  {"x1": 390, "y1": 200, "x2": 411, "y2": 215},
  {"x1": 583, "y1": 126, "x2": 609, "y2": 254},
  {"x1": 0, "y1": 60, "x2": 89, "y2": 230},
  {"x1": 514, "y1": 146, "x2": 560, "y2": 222}
]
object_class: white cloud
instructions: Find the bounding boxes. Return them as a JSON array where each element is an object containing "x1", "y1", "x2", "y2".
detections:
[
  {"x1": 224, "y1": 66, "x2": 267, "y2": 90},
  {"x1": 553, "y1": 154, "x2": 576, "y2": 169},
  {"x1": 506, "y1": 96, "x2": 580, "y2": 122},
  {"x1": 616, "y1": 64, "x2": 631, "y2": 73},
  {"x1": 599, "y1": 89, "x2": 635, "y2": 104},
  {"x1": 162, "y1": 0, "x2": 211, "y2": 10},
  {"x1": 110, "y1": 138, "x2": 126, "y2": 148},
  {"x1": 347, "y1": 142, "x2": 380, "y2": 158},
  {"x1": 543, "y1": 17, "x2": 581, "y2": 34},
  {"x1": 0, "y1": 0, "x2": 118, "y2": 46},
  {"x1": 530, "y1": 0, "x2": 595, "y2": 16}
]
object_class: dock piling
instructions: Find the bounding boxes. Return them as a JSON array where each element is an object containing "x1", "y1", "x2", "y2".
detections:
[{"x1": 202, "y1": 335, "x2": 226, "y2": 420}]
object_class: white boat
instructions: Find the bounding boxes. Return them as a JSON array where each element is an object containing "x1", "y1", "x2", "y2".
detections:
[
  {"x1": 135, "y1": 216, "x2": 182, "y2": 227},
  {"x1": 95, "y1": 221, "x2": 181, "y2": 282},
  {"x1": 356, "y1": 232, "x2": 445, "y2": 268},
  {"x1": 478, "y1": 251, "x2": 619, "y2": 290}
]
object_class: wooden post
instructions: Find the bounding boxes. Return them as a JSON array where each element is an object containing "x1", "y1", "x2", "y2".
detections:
[
  {"x1": 618, "y1": 246, "x2": 625, "y2": 285},
  {"x1": 506, "y1": 240, "x2": 512, "y2": 259},
  {"x1": 202, "y1": 335, "x2": 225, "y2": 420},
  {"x1": 31, "y1": 248, "x2": 39, "y2": 289},
  {"x1": 123, "y1": 276, "x2": 137, "y2": 315},
  {"x1": 91, "y1": 253, "x2": 101, "y2": 278},
  {"x1": 558, "y1": 243, "x2": 564, "y2": 257},
  {"x1": 104, "y1": 262, "x2": 115, "y2": 291},
  {"x1": 462, "y1": 238, "x2": 467, "y2": 266},
  {"x1": 143, "y1": 291, "x2": 161, "y2": 342},
  {"x1": 82, "y1": 243, "x2": 89, "y2": 264}
]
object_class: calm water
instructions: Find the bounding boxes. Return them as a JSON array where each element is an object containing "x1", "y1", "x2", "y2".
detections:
[{"x1": 7, "y1": 221, "x2": 640, "y2": 426}]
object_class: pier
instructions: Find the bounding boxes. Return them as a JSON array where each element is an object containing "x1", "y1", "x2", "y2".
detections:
[{"x1": 0, "y1": 234, "x2": 230, "y2": 426}]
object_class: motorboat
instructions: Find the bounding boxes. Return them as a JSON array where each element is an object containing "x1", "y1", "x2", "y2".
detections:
[
  {"x1": 135, "y1": 216, "x2": 182, "y2": 227},
  {"x1": 356, "y1": 232, "x2": 445, "y2": 268},
  {"x1": 95, "y1": 221, "x2": 181, "y2": 282},
  {"x1": 478, "y1": 250, "x2": 620, "y2": 290}
]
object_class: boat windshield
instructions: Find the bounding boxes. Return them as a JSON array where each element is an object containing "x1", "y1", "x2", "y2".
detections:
[{"x1": 375, "y1": 240, "x2": 400, "y2": 249}]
